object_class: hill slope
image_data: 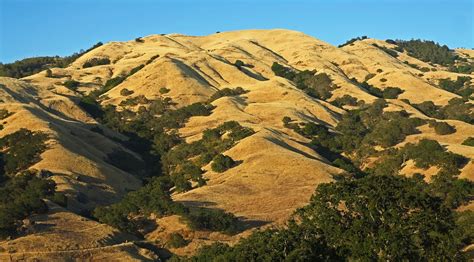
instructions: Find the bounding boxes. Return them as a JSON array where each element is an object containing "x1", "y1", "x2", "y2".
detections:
[{"x1": 0, "y1": 29, "x2": 473, "y2": 259}]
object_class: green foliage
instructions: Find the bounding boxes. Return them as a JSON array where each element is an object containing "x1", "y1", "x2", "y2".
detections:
[
  {"x1": 413, "y1": 98, "x2": 474, "y2": 124},
  {"x1": 82, "y1": 57, "x2": 111, "y2": 68},
  {"x1": 372, "y1": 43, "x2": 399, "y2": 58},
  {"x1": 159, "y1": 87, "x2": 170, "y2": 94},
  {"x1": 45, "y1": 69, "x2": 52, "y2": 77},
  {"x1": 211, "y1": 154, "x2": 235, "y2": 173},
  {"x1": 401, "y1": 139, "x2": 467, "y2": 170},
  {"x1": 0, "y1": 172, "x2": 55, "y2": 239},
  {"x1": 438, "y1": 76, "x2": 473, "y2": 98},
  {"x1": 271, "y1": 62, "x2": 337, "y2": 100},
  {"x1": 330, "y1": 95, "x2": 359, "y2": 107},
  {"x1": 209, "y1": 87, "x2": 247, "y2": 102},
  {"x1": 120, "y1": 88, "x2": 134, "y2": 96},
  {"x1": 0, "y1": 129, "x2": 48, "y2": 176},
  {"x1": 0, "y1": 42, "x2": 102, "y2": 78},
  {"x1": 105, "y1": 149, "x2": 145, "y2": 175},
  {"x1": 63, "y1": 80, "x2": 80, "y2": 90},
  {"x1": 188, "y1": 173, "x2": 470, "y2": 261},
  {"x1": 167, "y1": 233, "x2": 188, "y2": 248},
  {"x1": 461, "y1": 137, "x2": 474, "y2": 147},
  {"x1": 396, "y1": 39, "x2": 458, "y2": 66},
  {"x1": 186, "y1": 208, "x2": 239, "y2": 234},
  {"x1": 429, "y1": 121, "x2": 456, "y2": 135},
  {"x1": 0, "y1": 109, "x2": 12, "y2": 120},
  {"x1": 382, "y1": 86, "x2": 404, "y2": 99},
  {"x1": 338, "y1": 36, "x2": 368, "y2": 47},
  {"x1": 93, "y1": 176, "x2": 185, "y2": 233},
  {"x1": 297, "y1": 175, "x2": 465, "y2": 260}
]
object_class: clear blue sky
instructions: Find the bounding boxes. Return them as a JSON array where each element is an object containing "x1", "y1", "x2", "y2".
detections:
[{"x1": 0, "y1": 0, "x2": 472, "y2": 63}]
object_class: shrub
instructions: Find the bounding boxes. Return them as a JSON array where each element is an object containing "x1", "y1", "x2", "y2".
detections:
[
  {"x1": 63, "y1": 80, "x2": 80, "y2": 90},
  {"x1": 395, "y1": 39, "x2": 457, "y2": 66},
  {"x1": 209, "y1": 87, "x2": 247, "y2": 102},
  {"x1": 0, "y1": 42, "x2": 102, "y2": 78},
  {"x1": 382, "y1": 87, "x2": 403, "y2": 99},
  {"x1": 0, "y1": 172, "x2": 55, "y2": 239},
  {"x1": 372, "y1": 43, "x2": 399, "y2": 58},
  {"x1": 135, "y1": 37, "x2": 144, "y2": 43},
  {"x1": 0, "y1": 109, "x2": 12, "y2": 120},
  {"x1": 429, "y1": 121, "x2": 456, "y2": 135},
  {"x1": 45, "y1": 69, "x2": 52, "y2": 77},
  {"x1": 120, "y1": 88, "x2": 134, "y2": 96},
  {"x1": 159, "y1": 87, "x2": 170, "y2": 94},
  {"x1": 82, "y1": 57, "x2": 111, "y2": 68},
  {"x1": 234, "y1": 60, "x2": 245, "y2": 69},
  {"x1": 461, "y1": 137, "x2": 474, "y2": 147},
  {"x1": 376, "y1": 68, "x2": 383, "y2": 73},
  {"x1": 380, "y1": 78, "x2": 387, "y2": 82},
  {"x1": 167, "y1": 233, "x2": 188, "y2": 248},
  {"x1": 0, "y1": 129, "x2": 48, "y2": 175},
  {"x1": 186, "y1": 208, "x2": 239, "y2": 234},
  {"x1": 338, "y1": 36, "x2": 368, "y2": 47},
  {"x1": 211, "y1": 154, "x2": 235, "y2": 173},
  {"x1": 330, "y1": 95, "x2": 359, "y2": 107}
]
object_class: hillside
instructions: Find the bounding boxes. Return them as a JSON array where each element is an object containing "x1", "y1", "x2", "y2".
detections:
[{"x1": 0, "y1": 29, "x2": 473, "y2": 260}]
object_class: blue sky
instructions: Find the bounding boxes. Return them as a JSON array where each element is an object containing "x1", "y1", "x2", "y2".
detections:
[{"x1": 0, "y1": 0, "x2": 472, "y2": 63}]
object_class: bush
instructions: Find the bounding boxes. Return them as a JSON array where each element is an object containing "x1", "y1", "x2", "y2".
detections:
[
  {"x1": 330, "y1": 95, "x2": 358, "y2": 107},
  {"x1": 63, "y1": 80, "x2": 80, "y2": 90},
  {"x1": 209, "y1": 87, "x2": 247, "y2": 102},
  {"x1": 0, "y1": 172, "x2": 55, "y2": 239},
  {"x1": 0, "y1": 42, "x2": 103, "y2": 78},
  {"x1": 135, "y1": 37, "x2": 144, "y2": 43},
  {"x1": 120, "y1": 88, "x2": 134, "y2": 96},
  {"x1": 167, "y1": 233, "x2": 188, "y2": 248},
  {"x1": 45, "y1": 69, "x2": 52, "y2": 77},
  {"x1": 0, "y1": 109, "x2": 12, "y2": 120},
  {"x1": 186, "y1": 208, "x2": 239, "y2": 234},
  {"x1": 429, "y1": 121, "x2": 456, "y2": 135},
  {"x1": 461, "y1": 137, "x2": 474, "y2": 147},
  {"x1": 82, "y1": 57, "x2": 111, "y2": 68},
  {"x1": 211, "y1": 154, "x2": 236, "y2": 173},
  {"x1": 0, "y1": 129, "x2": 48, "y2": 176},
  {"x1": 159, "y1": 87, "x2": 170, "y2": 94},
  {"x1": 338, "y1": 36, "x2": 368, "y2": 47},
  {"x1": 382, "y1": 87, "x2": 403, "y2": 99},
  {"x1": 395, "y1": 39, "x2": 457, "y2": 66}
]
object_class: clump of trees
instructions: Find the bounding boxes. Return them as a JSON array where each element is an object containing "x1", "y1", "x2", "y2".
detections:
[
  {"x1": 0, "y1": 128, "x2": 49, "y2": 178},
  {"x1": 0, "y1": 42, "x2": 103, "y2": 78},
  {"x1": 209, "y1": 87, "x2": 247, "y2": 102},
  {"x1": 181, "y1": 173, "x2": 473, "y2": 261},
  {"x1": 382, "y1": 86, "x2": 404, "y2": 99},
  {"x1": 271, "y1": 62, "x2": 338, "y2": 100},
  {"x1": 82, "y1": 57, "x2": 111, "y2": 68},
  {"x1": 330, "y1": 95, "x2": 360, "y2": 107},
  {"x1": 93, "y1": 176, "x2": 239, "y2": 235},
  {"x1": 0, "y1": 172, "x2": 56, "y2": 239},
  {"x1": 338, "y1": 36, "x2": 368, "y2": 47},
  {"x1": 462, "y1": 137, "x2": 474, "y2": 147},
  {"x1": 211, "y1": 154, "x2": 236, "y2": 173},
  {"x1": 438, "y1": 76, "x2": 473, "y2": 98},
  {"x1": 413, "y1": 98, "x2": 474, "y2": 124},
  {"x1": 120, "y1": 88, "x2": 134, "y2": 96},
  {"x1": 372, "y1": 43, "x2": 399, "y2": 58},
  {"x1": 63, "y1": 80, "x2": 80, "y2": 91},
  {"x1": 429, "y1": 121, "x2": 456, "y2": 135},
  {"x1": 394, "y1": 39, "x2": 458, "y2": 66},
  {"x1": 167, "y1": 233, "x2": 188, "y2": 248}
]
